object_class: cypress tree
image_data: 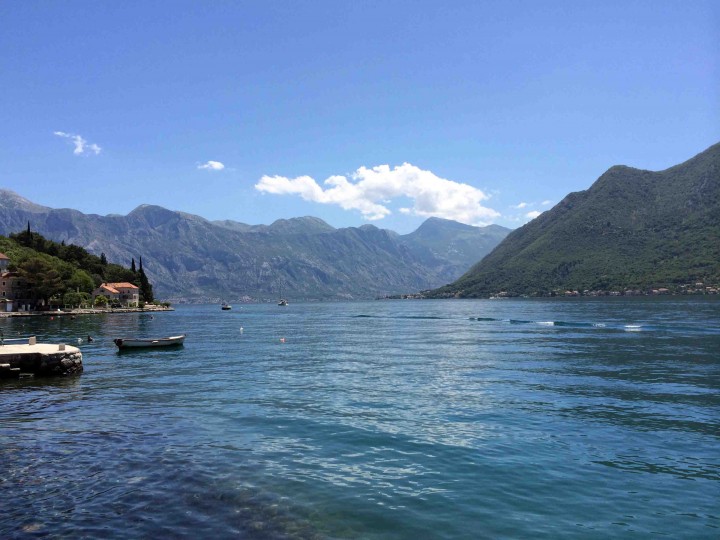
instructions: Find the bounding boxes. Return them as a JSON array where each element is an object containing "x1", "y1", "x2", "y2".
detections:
[
  {"x1": 137, "y1": 257, "x2": 154, "y2": 303},
  {"x1": 131, "y1": 258, "x2": 136, "y2": 273}
]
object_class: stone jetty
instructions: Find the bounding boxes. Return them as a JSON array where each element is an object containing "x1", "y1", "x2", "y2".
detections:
[{"x1": 0, "y1": 338, "x2": 83, "y2": 379}]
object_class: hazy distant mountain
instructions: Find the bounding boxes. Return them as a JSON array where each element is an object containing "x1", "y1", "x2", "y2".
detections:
[
  {"x1": 429, "y1": 142, "x2": 720, "y2": 297},
  {"x1": 400, "y1": 217, "x2": 510, "y2": 268},
  {"x1": 0, "y1": 190, "x2": 510, "y2": 302}
]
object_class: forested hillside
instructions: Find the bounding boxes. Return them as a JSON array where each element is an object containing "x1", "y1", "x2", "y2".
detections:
[
  {"x1": 0, "y1": 228, "x2": 154, "y2": 306},
  {"x1": 429, "y1": 142, "x2": 720, "y2": 297}
]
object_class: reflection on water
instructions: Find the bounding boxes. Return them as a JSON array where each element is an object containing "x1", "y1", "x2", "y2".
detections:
[{"x1": 1, "y1": 298, "x2": 719, "y2": 539}]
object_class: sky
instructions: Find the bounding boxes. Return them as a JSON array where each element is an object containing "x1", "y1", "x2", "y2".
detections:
[{"x1": 1, "y1": 1, "x2": 718, "y2": 233}]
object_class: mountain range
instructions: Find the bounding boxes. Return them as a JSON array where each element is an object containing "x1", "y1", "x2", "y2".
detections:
[
  {"x1": 0, "y1": 191, "x2": 509, "y2": 302},
  {"x1": 430, "y1": 142, "x2": 720, "y2": 297}
]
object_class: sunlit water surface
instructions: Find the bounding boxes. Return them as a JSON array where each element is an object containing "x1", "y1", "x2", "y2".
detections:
[{"x1": 1, "y1": 298, "x2": 719, "y2": 539}]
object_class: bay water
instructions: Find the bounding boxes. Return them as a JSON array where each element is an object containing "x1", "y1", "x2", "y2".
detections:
[{"x1": 1, "y1": 298, "x2": 718, "y2": 538}]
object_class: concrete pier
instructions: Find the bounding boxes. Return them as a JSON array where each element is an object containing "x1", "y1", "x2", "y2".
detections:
[{"x1": 0, "y1": 342, "x2": 83, "y2": 379}]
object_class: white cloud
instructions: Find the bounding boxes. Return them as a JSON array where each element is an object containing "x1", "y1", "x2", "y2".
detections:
[
  {"x1": 526, "y1": 210, "x2": 542, "y2": 220},
  {"x1": 53, "y1": 131, "x2": 101, "y2": 155},
  {"x1": 255, "y1": 163, "x2": 500, "y2": 225},
  {"x1": 512, "y1": 202, "x2": 528, "y2": 209},
  {"x1": 198, "y1": 160, "x2": 225, "y2": 171},
  {"x1": 541, "y1": 200, "x2": 553, "y2": 206}
]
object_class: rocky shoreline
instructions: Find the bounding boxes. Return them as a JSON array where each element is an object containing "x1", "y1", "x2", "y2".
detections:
[{"x1": 0, "y1": 306, "x2": 174, "y2": 318}]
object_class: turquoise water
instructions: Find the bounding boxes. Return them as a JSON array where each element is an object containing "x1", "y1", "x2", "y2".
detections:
[{"x1": 1, "y1": 299, "x2": 719, "y2": 539}]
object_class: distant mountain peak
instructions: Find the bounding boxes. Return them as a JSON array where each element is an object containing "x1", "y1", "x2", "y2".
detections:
[
  {"x1": 0, "y1": 189, "x2": 51, "y2": 213},
  {"x1": 416, "y1": 217, "x2": 480, "y2": 233},
  {"x1": 130, "y1": 203, "x2": 171, "y2": 214},
  {"x1": 267, "y1": 216, "x2": 335, "y2": 234}
]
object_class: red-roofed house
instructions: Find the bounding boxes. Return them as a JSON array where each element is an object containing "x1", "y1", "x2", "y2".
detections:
[{"x1": 92, "y1": 282, "x2": 140, "y2": 306}]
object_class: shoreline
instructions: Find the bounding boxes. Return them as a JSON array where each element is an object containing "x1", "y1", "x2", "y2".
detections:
[{"x1": 0, "y1": 306, "x2": 174, "y2": 318}]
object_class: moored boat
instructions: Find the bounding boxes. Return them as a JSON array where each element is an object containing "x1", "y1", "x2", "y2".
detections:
[
  {"x1": 113, "y1": 335, "x2": 186, "y2": 349},
  {"x1": 221, "y1": 302, "x2": 232, "y2": 310},
  {"x1": 278, "y1": 299, "x2": 288, "y2": 306}
]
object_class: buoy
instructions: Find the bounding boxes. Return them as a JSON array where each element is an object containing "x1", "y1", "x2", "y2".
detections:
[
  {"x1": 239, "y1": 327, "x2": 244, "y2": 333},
  {"x1": 77, "y1": 338, "x2": 83, "y2": 343},
  {"x1": 87, "y1": 336, "x2": 94, "y2": 343},
  {"x1": 280, "y1": 337, "x2": 286, "y2": 343}
]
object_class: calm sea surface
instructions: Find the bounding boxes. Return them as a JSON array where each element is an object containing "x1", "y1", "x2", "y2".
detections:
[{"x1": 1, "y1": 299, "x2": 719, "y2": 539}]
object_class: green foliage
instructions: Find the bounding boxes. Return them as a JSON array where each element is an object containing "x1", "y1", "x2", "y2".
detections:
[
  {"x1": 1, "y1": 230, "x2": 154, "y2": 303},
  {"x1": 429, "y1": 143, "x2": 720, "y2": 297},
  {"x1": 9, "y1": 230, "x2": 126, "y2": 281},
  {"x1": 17, "y1": 257, "x2": 64, "y2": 302},
  {"x1": 63, "y1": 291, "x2": 90, "y2": 308},
  {"x1": 94, "y1": 294, "x2": 108, "y2": 307},
  {"x1": 66, "y1": 269, "x2": 95, "y2": 293},
  {"x1": 102, "y1": 264, "x2": 137, "y2": 284},
  {"x1": 137, "y1": 257, "x2": 154, "y2": 302}
]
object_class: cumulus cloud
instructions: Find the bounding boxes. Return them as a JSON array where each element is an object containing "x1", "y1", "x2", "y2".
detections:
[
  {"x1": 53, "y1": 131, "x2": 101, "y2": 155},
  {"x1": 512, "y1": 202, "x2": 528, "y2": 209},
  {"x1": 541, "y1": 200, "x2": 553, "y2": 206},
  {"x1": 526, "y1": 210, "x2": 542, "y2": 220},
  {"x1": 197, "y1": 160, "x2": 225, "y2": 171},
  {"x1": 255, "y1": 163, "x2": 500, "y2": 225}
]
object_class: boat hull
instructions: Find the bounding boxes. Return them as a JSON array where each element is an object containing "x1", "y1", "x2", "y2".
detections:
[{"x1": 114, "y1": 335, "x2": 185, "y2": 349}]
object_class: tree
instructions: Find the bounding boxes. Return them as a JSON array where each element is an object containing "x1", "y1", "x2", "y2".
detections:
[
  {"x1": 131, "y1": 258, "x2": 136, "y2": 273},
  {"x1": 66, "y1": 269, "x2": 95, "y2": 293},
  {"x1": 100, "y1": 252, "x2": 108, "y2": 266},
  {"x1": 137, "y1": 256, "x2": 154, "y2": 302},
  {"x1": 17, "y1": 257, "x2": 64, "y2": 304},
  {"x1": 93, "y1": 294, "x2": 108, "y2": 307},
  {"x1": 63, "y1": 291, "x2": 90, "y2": 308}
]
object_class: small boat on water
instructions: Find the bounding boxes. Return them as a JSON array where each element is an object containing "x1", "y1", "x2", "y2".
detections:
[
  {"x1": 113, "y1": 335, "x2": 186, "y2": 350},
  {"x1": 278, "y1": 299, "x2": 288, "y2": 306},
  {"x1": 221, "y1": 302, "x2": 232, "y2": 310}
]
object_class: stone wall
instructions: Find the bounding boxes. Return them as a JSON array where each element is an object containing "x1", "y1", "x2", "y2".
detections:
[{"x1": 0, "y1": 346, "x2": 83, "y2": 378}]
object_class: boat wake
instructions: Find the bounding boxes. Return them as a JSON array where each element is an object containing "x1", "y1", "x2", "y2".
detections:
[
  {"x1": 352, "y1": 314, "x2": 714, "y2": 335},
  {"x1": 469, "y1": 316, "x2": 645, "y2": 332},
  {"x1": 353, "y1": 315, "x2": 448, "y2": 320}
]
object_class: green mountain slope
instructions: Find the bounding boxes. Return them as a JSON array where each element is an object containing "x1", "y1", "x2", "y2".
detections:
[
  {"x1": 0, "y1": 231, "x2": 144, "y2": 305},
  {"x1": 429, "y1": 142, "x2": 720, "y2": 297}
]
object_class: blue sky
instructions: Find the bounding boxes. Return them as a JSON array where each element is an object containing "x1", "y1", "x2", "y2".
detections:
[{"x1": 1, "y1": 1, "x2": 717, "y2": 233}]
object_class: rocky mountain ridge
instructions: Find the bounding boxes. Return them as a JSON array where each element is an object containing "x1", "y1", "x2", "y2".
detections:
[{"x1": 0, "y1": 190, "x2": 510, "y2": 302}]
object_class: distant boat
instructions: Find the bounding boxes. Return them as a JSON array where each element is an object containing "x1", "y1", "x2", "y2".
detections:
[
  {"x1": 221, "y1": 302, "x2": 232, "y2": 310},
  {"x1": 278, "y1": 299, "x2": 288, "y2": 306},
  {"x1": 113, "y1": 335, "x2": 186, "y2": 350}
]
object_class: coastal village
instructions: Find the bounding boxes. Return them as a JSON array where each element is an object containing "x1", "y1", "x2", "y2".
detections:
[
  {"x1": 0, "y1": 250, "x2": 169, "y2": 316},
  {"x1": 384, "y1": 282, "x2": 720, "y2": 300},
  {"x1": 0, "y1": 247, "x2": 171, "y2": 380}
]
